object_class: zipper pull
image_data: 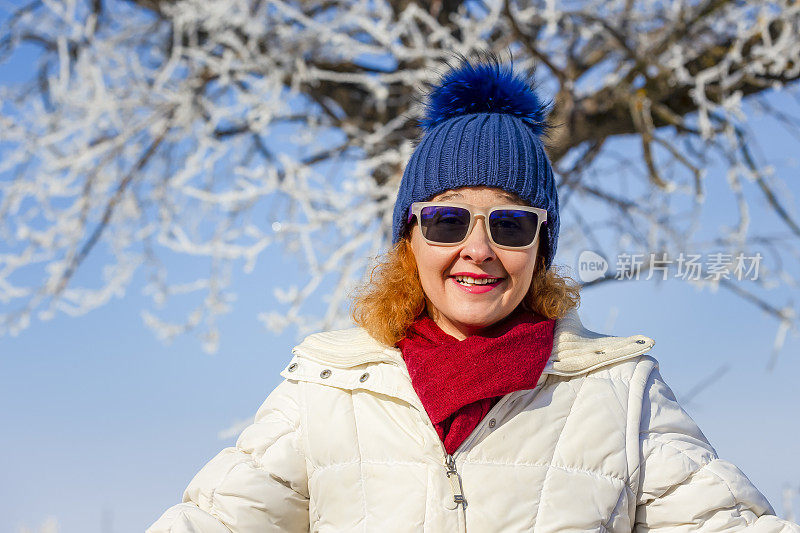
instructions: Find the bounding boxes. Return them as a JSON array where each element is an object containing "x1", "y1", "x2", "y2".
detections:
[{"x1": 442, "y1": 454, "x2": 467, "y2": 509}]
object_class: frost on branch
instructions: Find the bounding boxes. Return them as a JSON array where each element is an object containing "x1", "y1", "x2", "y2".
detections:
[{"x1": 0, "y1": 0, "x2": 799, "y2": 359}]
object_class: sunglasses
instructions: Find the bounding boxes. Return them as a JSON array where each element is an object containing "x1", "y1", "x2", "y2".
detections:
[{"x1": 407, "y1": 201, "x2": 547, "y2": 250}]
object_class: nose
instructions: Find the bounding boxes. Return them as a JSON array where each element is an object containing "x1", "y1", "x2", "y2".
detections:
[{"x1": 460, "y1": 215, "x2": 496, "y2": 263}]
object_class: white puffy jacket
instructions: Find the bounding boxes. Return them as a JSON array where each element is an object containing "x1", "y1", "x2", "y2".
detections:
[{"x1": 148, "y1": 308, "x2": 799, "y2": 532}]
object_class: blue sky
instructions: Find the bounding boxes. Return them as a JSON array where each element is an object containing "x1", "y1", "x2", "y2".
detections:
[{"x1": 1, "y1": 7, "x2": 799, "y2": 532}]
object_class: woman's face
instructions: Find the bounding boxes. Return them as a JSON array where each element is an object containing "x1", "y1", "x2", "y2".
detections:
[{"x1": 409, "y1": 186, "x2": 540, "y2": 340}]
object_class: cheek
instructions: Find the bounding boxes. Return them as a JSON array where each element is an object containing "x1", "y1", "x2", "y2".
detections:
[
  {"x1": 411, "y1": 239, "x2": 447, "y2": 283},
  {"x1": 417, "y1": 252, "x2": 450, "y2": 283},
  {"x1": 504, "y1": 255, "x2": 537, "y2": 283}
]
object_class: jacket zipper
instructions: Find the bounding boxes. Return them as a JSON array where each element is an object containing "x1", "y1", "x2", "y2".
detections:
[
  {"x1": 428, "y1": 385, "x2": 543, "y2": 515},
  {"x1": 415, "y1": 404, "x2": 469, "y2": 521},
  {"x1": 444, "y1": 380, "x2": 550, "y2": 506},
  {"x1": 421, "y1": 412, "x2": 468, "y2": 511},
  {"x1": 444, "y1": 453, "x2": 467, "y2": 508}
]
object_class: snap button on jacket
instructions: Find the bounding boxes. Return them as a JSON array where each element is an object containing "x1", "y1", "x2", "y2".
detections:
[{"x1": 147, "y1": 308, "x2": 800, "y2": 532}]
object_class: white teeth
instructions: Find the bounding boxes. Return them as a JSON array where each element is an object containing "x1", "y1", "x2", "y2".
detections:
[{"x1": 454, "y1": 275, "x2": 501, "y2": 285}]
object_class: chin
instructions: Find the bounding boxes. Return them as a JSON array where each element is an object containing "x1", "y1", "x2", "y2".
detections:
[
  {"x1": 451, "y1": 301, "x2": 503, "y2": 315},
  {"x1": 452, "y1": 313, "x2": 501, "y2": 329}
]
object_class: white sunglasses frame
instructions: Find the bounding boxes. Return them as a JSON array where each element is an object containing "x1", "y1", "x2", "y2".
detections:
[{"x1": 407, "y1": 201, "x2": 548, "y2": 250}]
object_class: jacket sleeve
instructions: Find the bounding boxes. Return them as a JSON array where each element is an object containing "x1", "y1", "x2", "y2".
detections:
[
  {"x1": 634, "y1": 364, "x2": 800, "y2": 532},
  {"x1": 147, "y1": 379, "x2": 310, "y2": 532}
]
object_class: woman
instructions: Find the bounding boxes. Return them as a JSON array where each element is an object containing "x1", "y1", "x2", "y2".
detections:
[{"x1": 148, "y1": 55, "x2": 799, "y2": 532}]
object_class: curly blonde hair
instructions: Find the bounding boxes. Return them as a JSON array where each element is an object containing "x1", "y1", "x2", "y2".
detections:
[{"x1": 348, "y1": 233, "x2": 581, "y2": 348}]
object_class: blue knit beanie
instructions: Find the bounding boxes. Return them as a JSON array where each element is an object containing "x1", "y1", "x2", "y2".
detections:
[{"x1": 391, "y1": 56, "x2": 560, "y2": 269}]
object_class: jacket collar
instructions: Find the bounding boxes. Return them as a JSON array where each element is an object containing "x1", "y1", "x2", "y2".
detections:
[{"x1": 291, "y1": 307, "x2": 655, "y2": 376}]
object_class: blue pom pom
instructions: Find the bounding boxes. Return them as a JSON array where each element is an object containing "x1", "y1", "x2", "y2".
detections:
[{"x1": 421, "y1": 58, "x2": 547, "y2": 136}]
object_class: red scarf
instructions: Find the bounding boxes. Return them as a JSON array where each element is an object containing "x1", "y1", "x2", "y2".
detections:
[{"x1": 396, "y1": 308, "x2": 555, "y2": 455}]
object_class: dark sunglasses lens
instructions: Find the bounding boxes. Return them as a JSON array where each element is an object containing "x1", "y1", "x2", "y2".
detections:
[
  {"x1": 489, "y1": 209, "x2": 540, "y2": 247},
  {"x1": 419, "y1": 205, "x2": 471, "y2": 243}
]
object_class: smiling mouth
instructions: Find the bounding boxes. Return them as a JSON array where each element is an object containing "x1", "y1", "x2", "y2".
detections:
[{"x1": 450, "y1": 276, "x2": 505, "y2": 287}]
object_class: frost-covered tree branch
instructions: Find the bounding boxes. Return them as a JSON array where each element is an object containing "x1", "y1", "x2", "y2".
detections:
[{"x1": 0, "y1": 0, "x2": 798, "y2": 357}]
